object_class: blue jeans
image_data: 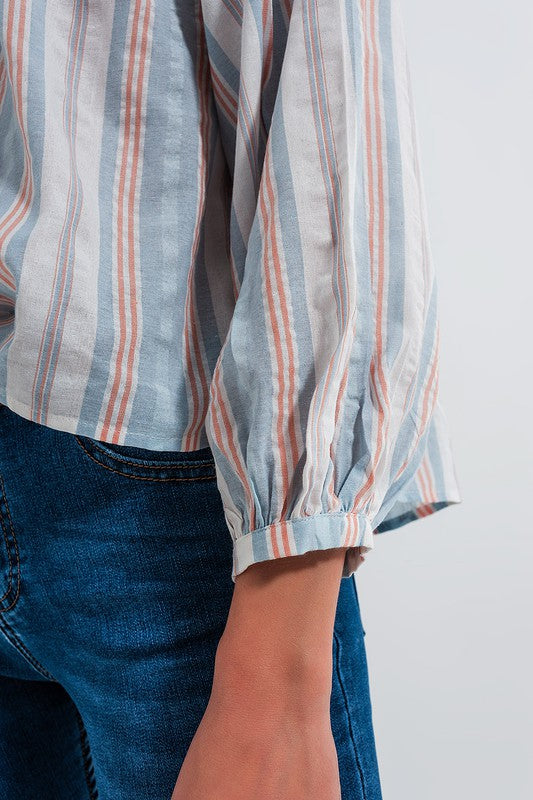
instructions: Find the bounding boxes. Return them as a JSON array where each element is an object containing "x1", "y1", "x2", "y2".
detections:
[{"x1": 0, "y1": 402, "x2": 383, "y2": 799}]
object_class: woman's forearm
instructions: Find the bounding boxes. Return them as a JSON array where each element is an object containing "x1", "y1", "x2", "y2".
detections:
[
  {"x1": 172, "y1": 549, "x2": 349, "y2": 798},
  {"x1": 212, "y1": 548, "x2": 349, "y2": 705}
]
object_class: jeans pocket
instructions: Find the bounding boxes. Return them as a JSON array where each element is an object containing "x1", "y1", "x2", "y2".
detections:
[{"x1": 73, "y1": 435, "x2": 217, "y2": 482}]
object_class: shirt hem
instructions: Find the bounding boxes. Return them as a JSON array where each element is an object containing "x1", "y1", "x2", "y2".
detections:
[{"x1": 1, "y1": 394, "x2": 209, "y2": 452}]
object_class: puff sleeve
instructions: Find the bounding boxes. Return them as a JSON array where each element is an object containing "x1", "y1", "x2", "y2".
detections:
[{"x1": 200, "y1": 0, "x2": 462, "y2": 581}]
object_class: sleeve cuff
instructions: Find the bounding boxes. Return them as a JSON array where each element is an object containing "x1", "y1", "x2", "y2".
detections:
[{"x1": 231, "y1": 510, "x2": 375, "y2": 582}]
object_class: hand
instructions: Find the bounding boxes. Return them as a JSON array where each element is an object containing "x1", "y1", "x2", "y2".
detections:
[
  {"x1": 171, "y1": 681, "x2": 341, "y2": 800},
  {"x1": 171, "y1": 547, "x2": 348, "y2": 800}
]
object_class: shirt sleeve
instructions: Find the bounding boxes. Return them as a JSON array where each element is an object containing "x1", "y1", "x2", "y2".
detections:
[{"x1": 199, "y1": 0, "x2": 454, "y2": 582}]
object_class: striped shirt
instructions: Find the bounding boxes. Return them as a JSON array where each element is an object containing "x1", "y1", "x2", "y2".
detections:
[{"x1": 0, "y1": 0, "x2": 461, "y2": 581}]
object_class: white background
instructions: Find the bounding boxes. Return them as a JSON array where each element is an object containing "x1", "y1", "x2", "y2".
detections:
[{"x1": 357, "y1": 1, "x2": 533, "y2": 798}]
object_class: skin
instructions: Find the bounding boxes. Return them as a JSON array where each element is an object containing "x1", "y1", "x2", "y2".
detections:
[{"x1": 171, "y1": 546, "x2": 349, "y2": 800}]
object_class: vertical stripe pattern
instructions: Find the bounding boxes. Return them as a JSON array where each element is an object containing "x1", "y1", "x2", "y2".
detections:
[
  {"x1": 201, "y1": 0, "x2": 461, "y2": 580},
  {"x1": 96, "y1": 0, "x2": 154, "y2": 443},
  {"x1": 30, "y1": 0, "x2": 89, "y2": 423},
  {"x1": 0, "y1": 0, "x2": 32, "y2": 293},
  {"x1": 0, "y1": 0, "x2": 461, "y2": 582}
]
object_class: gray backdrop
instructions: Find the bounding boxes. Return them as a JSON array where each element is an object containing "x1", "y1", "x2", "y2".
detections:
[{"x1": 356, "y1": 1, "x2": 533, "y2": 797}]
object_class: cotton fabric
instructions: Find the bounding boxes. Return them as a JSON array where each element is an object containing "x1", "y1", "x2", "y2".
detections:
[{"x1": 0, "y1": 0, "x2": 461, "y2": 580}]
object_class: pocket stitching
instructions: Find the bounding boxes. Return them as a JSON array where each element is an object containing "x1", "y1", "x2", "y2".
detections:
[
  {"x1": 74, "y1": 436, "x2": 217, "y2": 482},
  {"x1": 75, "y1": 435, "x2": 215, "y2": 469},
  {"x1": 0, "y1": 475, "x2": 21, "y2": 612},
  {"x1": 0, "y1": 498, "x2": 14, "y2": 604},
  {"x1": 0, "y1": 615, "x2": 55, "y2": 679}
]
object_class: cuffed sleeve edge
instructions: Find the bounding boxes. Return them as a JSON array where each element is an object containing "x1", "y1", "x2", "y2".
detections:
[{"x1": 231, "y1": 510, "x2": 375, "y2": 583}]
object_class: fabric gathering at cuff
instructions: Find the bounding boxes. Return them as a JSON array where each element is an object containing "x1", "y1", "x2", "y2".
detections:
[{"x1": 231, "y1": 510, "x2": 375, "y2": 583}]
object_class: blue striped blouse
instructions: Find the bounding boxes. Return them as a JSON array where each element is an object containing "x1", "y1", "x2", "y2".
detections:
[{"x1": 0, "y1": 0, "x2": 461, "y2": 581}]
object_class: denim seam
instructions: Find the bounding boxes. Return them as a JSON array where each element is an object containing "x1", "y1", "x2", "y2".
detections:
[
  {"x1": 0, "y1": 487, "x2": 14, "y2": 604},
  {"x1": 333, "y1": 628, "x2": 368, "y2": 800},
  {"x1": 75, "y1": 437, "x2": 218, "y2": 482},
  {"x1": 75, "y1": 708, "x2": 99, "y2": 800},
  {"x1": 0, "y1": 475, "x2": 21, "y2": 611},
  {"x1": 75, "y1": 436, "x2": 215, "y2": 469},
  {"x1": 0, "y1": 615, "x2": 55, "y2": 680}
]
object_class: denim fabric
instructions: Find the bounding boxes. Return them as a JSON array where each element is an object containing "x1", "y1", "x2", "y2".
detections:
[{"x1": 0, "y1": 403, "x2": 383, "y2": 800}]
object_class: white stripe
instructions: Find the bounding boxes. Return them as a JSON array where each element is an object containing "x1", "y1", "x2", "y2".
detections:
[{"x1": 7, "y1": 0, "x2": 112, "y2": 423}]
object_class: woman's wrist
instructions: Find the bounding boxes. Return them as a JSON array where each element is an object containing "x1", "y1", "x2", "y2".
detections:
[
  {"x1": 213, "y1": 620, "x2": 334, "y2": 702},
  {"x1": 213, "y1": 548, "x2": 348, "y2": 704}
]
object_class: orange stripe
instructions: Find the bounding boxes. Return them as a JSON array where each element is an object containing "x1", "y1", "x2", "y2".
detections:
[
  {"x1": 421, "y1": 463, "x2": 435, "y2": 503},
  {"x1": 113, "y1": 0, "x2": 153, "y2": 438},
  {"x1": 259, "y1": 153, "x2": 290, "y2": 508},
  {"x1": 400, "y1": 366, "x2": 439, "y2": 481},
  {"x1": 0, "y1": 1, "x2": 31, "y2": 291},
  {"x1": 1, "y1": 1, "x2": 31, "y2": 234},
  {"x1": 416, "y1": 454, "x2": 431, "y2": 502},
  {"x1": 350, "y1": 0, "x2": 391, "y2": 514},
  {"x1": 260, "y1": 146, "x2": 300, "y2": 517},
  {"x1": 264, "y1": 148, "x2": 299, "y2": 477},
  {"x1": 369, "y1": 0, "x2": 391, "y2": 446},
  {"x1": 211, "y1": 69, "x2": 237, "y2": 126},
  {"x1": 277, "y1": 520, "x2": 291, "y2": 558},
  {"x1": 210, "y1": 365, "x2": 257, "y2": 531},
  {"x1": 422, "y1": 451, "x2": 437, "y2": 502},
  {"x1": 415, "y1": 504, "x2": 429, "y2": 518},
  {"x1": 223, "y1": 0, "x2": 243, "y2": 23},
  {"x1": 100, "y1": 0, "x2": 145, "y2": 440},
  {"x1": 270, "y1": 524, "x2": 281, "y2": 559},
  {"x1": 392, "y1": 325, "x2": 441, "y2": 487}
]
